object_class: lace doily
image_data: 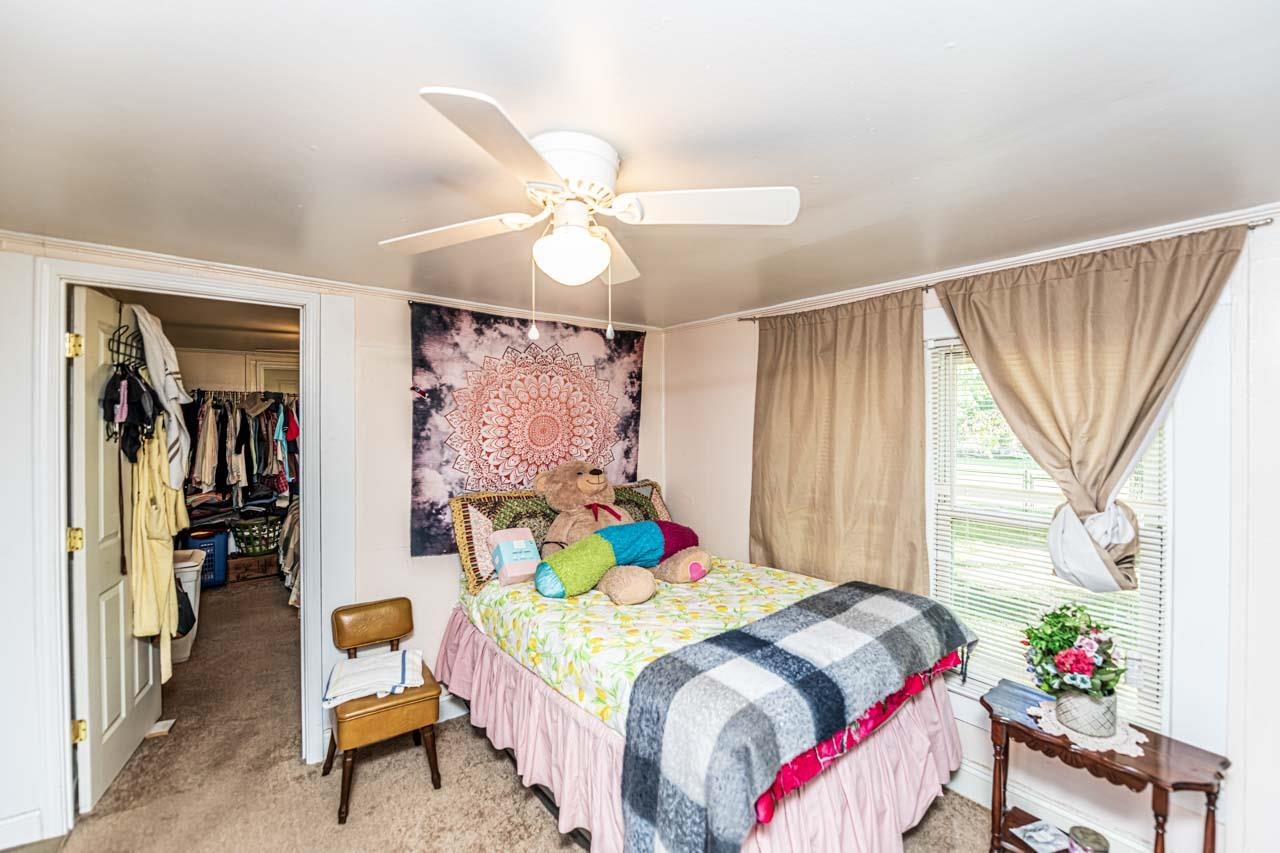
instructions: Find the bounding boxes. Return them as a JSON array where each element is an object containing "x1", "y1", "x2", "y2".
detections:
[{"x1": 1028, "y1": 700, "x2": 1148, "y2": 756}]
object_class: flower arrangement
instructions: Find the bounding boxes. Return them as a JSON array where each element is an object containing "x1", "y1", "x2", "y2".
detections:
[{"x1": 1022, "y1": 604, "x2": 1124, "y2": 698}]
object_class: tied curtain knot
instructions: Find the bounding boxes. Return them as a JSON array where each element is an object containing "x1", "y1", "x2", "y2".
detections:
[{"x1": 1048, "y1": 500, "x2": 1139, "y2": 592}]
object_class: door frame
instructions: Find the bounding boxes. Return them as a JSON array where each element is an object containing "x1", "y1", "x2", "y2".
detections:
[{"x1": 32, "y1": 257, "x2": 353, "y2": 833}]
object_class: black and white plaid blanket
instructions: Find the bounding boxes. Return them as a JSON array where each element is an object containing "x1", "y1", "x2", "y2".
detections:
[{"x1": 621, "y1": 581, "x2": 975, "y2": 853}]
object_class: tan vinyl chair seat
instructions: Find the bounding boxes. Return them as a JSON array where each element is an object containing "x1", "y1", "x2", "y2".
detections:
[{"x1": 332, "y1": 664, "x2": 440, "y2": 751}]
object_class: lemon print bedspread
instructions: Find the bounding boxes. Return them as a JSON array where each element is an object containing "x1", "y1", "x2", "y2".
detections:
[{"x1": 460, "y1": 557, "x2": 830, "y2": 735}]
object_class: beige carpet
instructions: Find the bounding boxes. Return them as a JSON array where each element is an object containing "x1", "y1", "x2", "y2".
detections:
[{"x1": 61, "y1": 577, "x2": 989, "y2": 852}]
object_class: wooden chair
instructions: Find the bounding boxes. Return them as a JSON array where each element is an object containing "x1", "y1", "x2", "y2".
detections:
[{"x1": 323, "y1": 597, "x2": 442, "y2": 823}]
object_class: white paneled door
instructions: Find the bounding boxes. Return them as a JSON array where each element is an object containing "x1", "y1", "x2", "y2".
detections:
[{"x1": 69, "y1": 287, "x2": 161, "y2": 812}]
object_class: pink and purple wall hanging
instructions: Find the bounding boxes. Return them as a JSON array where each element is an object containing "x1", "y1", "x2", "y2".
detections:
[{"x1": 410, "y1": 303, "x2": 645, "y2": 556}]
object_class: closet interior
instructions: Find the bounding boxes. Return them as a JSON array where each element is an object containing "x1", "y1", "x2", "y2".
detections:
[{"x1": 98, "y1": 288, "x2": 303, "y2": 667}]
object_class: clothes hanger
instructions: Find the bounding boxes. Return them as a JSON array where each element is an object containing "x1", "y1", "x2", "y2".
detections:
[{"x1": 106, "y1": 305, "x2": 146, "y2": 369}]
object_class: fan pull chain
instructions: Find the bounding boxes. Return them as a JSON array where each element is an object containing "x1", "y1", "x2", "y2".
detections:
[
  {"x1": 605, "y1": 261, "x2": 615, "y2": 341},
  {"x1": 528, "y1": 258, "x2": 541, "y2": 341}
]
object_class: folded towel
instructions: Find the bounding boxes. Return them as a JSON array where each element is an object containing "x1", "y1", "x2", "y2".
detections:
[{"x1": 322, "y1": 649, "x2": 424, "y2": 708}]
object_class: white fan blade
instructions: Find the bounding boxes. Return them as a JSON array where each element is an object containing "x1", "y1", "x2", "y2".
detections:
[
  {"x1": 610, "y1": 187, "x2": 800, "y2": 226},
  {"x1": 380, "y1": 212, "x2": 538, "y2": 255},
  {"x1": 595, "y1": 227, "x2": 641, "y2": 283},
  {"x1": 420, "y1": 87, "x2": 563, "y2": 189}
]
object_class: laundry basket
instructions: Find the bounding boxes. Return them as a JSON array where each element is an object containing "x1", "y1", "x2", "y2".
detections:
[
  {"x1": 233, "y1": 516, "x2": 284, "y2": 557},
  {"x1": 186, "y1": 529, "x2": 229, "y2": 588},
  {"x1": 172, "y1": 549, "x2": 206, "y2": 663}
]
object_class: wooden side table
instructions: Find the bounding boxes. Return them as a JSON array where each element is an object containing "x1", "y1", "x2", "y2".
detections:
[{"x1": 980, "y1": 680, "x2": 1229, "y2": 853}]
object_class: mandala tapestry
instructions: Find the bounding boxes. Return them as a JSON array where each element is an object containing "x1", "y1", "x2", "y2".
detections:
[{"x1": 410, "y1": 303, "x2": 645, "y2": 556}]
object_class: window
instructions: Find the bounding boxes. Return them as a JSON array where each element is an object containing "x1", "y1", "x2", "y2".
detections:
[{"x1": 928, "y1": 341, "x2": 1170, "y2": 731}]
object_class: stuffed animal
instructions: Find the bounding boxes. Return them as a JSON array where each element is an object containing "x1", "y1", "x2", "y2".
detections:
[
  {"x1": 535, "y1": 461, "x2": 633, "y2": 556},
  {"x1": 532, "y1": 461, "x2": 710, "y2": 605},
  {"x1": 534, "y1": 520, "x2": 709, "y2": 601}
]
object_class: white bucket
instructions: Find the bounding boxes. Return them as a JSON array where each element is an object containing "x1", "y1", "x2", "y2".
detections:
[{"x1": 172, "y1": 549, "x2": 205, "y2": 663}]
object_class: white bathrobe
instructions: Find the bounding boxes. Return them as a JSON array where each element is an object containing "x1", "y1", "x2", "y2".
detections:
[
  {"x1": 131, "y1": 304, "x2": 193, "y2": 489},
  {"x1": 130, "y1": 426, "x2": 190, "y2": 683}
]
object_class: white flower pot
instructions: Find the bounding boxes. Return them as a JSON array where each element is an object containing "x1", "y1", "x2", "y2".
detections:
[{"x1": 1055, "y1": 690, "x2": 1117, "y2": 738}]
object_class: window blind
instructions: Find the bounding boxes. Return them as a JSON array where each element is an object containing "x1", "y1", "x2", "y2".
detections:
[{"x1": 928, "y1": 342, "x2": 1170, "y2": 731}]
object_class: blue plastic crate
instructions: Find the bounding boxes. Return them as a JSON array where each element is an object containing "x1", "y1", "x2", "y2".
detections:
[{"x1": 186, "y1": 529, "x2": 229, "y2": 588}]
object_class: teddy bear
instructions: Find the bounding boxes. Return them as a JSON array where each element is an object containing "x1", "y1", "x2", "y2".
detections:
[{"x1": 533, "y1": 461, "x2": 710, "y2": 604}]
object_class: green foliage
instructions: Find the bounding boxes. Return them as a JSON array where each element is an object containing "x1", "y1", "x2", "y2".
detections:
[
  {"x1": 1023, "y1": 604, "x2": 1126, "y2": 698},
  {"x1": 955, "y1": 363, "x2": 1021, "y2": 458}
]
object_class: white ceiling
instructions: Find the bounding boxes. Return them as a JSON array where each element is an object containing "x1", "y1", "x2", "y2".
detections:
[
  {"x1": 107, "y1": 290, "x2": 298, "y2": 351},
  {"x1": 3, "y1": 2, "x2": 1278, "y2": 327}
]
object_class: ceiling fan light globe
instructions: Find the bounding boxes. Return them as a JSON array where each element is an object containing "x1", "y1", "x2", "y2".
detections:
[{"x1": 532, "y1": 224, "x2": 611, "y2": 286}]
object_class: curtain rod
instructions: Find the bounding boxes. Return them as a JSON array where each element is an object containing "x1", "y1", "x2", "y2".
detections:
[
  {"x1": 739, "y1": 282, "x2": 939, "y2": 323},
  {"x1": 737, "y1": 217, "x2": 1275, "y2": 323}
]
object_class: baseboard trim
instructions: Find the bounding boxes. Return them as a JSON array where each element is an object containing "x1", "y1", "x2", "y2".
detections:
[
  {"x1": 439, "y1": 691, "x2": 468, "y2": 722},
  {"x1": 0, "y1": 809, "x2": 45, "y2": 849}
]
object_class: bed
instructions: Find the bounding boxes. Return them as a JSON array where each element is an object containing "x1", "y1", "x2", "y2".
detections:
[{"x1": 436, "y1": 557, "x2": 963, "y2": 853}]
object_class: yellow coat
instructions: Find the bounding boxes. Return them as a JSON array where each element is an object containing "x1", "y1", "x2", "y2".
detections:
[{"x1": 130, "y1": 423, "x2": 190, "y2": 683}]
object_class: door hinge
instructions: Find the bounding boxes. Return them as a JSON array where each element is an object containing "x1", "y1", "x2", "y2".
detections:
[
  {"x1": 65, "y1": 332, "x2": 84, "y2": 358},
  {"x1": 71, "y1": 719, "x2": 87, "y2": 744},
  {"x1": 67, "y1": 527, "x2": 85, "y2": 552}
]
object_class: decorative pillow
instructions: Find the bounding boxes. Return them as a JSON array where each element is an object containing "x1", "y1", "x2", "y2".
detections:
[
  {"x1": 463, "y1": 506, "x2": 497, "y2": 586},
  {"x1": 489, "y1": 527, "x2": 540, "y2": 586},
  {"x1": 450, "y1": 480, "x2": 672, "y2": 594}
]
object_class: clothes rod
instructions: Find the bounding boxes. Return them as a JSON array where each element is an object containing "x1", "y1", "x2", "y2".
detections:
[{"x1": 736, "y1": 285, "x2": 931, "y2": 323}]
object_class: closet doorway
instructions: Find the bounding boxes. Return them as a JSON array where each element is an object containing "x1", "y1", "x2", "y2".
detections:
[{"x1": 68, "y1": 286, "x2": 304, "y2": 813}]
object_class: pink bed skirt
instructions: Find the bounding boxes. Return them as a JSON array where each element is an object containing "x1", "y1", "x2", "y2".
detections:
[{"x1": 436, "y1": 606, "x2": 963, "y2": 853}]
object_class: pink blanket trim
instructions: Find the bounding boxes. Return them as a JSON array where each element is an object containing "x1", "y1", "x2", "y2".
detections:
[
  {"x1": 436, "y1": 606, "x2": 963, "y2": 852},
  {"x1": 754, "y1": 650, "x2": 963, "y2": 824}
]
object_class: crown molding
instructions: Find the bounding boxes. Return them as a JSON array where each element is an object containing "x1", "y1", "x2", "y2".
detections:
[
  {"x1": 6, "y1": 200, "x2": 1276, "y2": 336},
  {"x1": 0, "y1": 228, "x2": 662, "y2": 333},
  {"x1": 666, "y1": 200, "x2": 1280, "y2": 332}
]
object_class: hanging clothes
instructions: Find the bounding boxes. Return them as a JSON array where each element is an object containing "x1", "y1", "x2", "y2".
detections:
[
  {"x1": 273, "y1": 402, "x2": 292, "y2": 482},
  {"x1": 225, "y1": 403, "x2": 249, "y2": 505},
  {"x1": 180, "y1": 389, "x2": 301, "y2": 609},
  {"x1": 280, "y1": 496, "x2": 302, "y2": 608},
  {"x1": 183, "y1": 390, "x2": 299, "y2": 498},
  {"x1": 130, "y1": 304, "x2": 193, "y2": 489},
  {"x1": 101, "y1": 364, "x2": 161, "y2": 462},
  {"x1": 191, "y1": 394, "x2": 219, "y2": 488},
  {"x1": 130, "y1": 420, "x2": 190, "y2": 684},
  {"x1": 211, "y1": 402, "x2": 230, "y2": 492},
  {"x1": 236, "y1": 406, "x2": 258, "y2": 484}
]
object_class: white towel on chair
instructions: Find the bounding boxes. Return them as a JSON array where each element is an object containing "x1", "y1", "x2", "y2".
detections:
[{"x1": 322, "y1": 649, "x2": 424, "y2": 708}]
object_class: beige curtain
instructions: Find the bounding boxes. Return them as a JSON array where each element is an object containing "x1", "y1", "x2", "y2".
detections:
[
  {"x1": 935, "y1": 225, "x2": 1245, "y2": 591},
  {"x1": 749, "y1": 289, "x2": 926, "y2": 593}
]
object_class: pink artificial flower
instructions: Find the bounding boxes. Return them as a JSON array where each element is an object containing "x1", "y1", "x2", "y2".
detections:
[
  {"x1": 1054, "y1": 648, "x2": 1095, "y2": 677},
  {"x1": 1076, "y1": 636, "x2": 1100, "y2": 655}
]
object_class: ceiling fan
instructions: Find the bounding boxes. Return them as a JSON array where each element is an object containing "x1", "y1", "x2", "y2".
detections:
[{"x1": 380, "y1": 88, "x2": 801, "y2": 289}]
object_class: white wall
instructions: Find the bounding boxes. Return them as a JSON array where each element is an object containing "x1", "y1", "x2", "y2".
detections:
[
  {"x1": 351, "y1": 294, "x2": 666, "y2": 672},
  {"x1": 664, "y1": 319, "x2": 756, "y2": 561},
  {"x1": 662, "y1": 250, "x2": 1257, "y2": 850},
  {"x1": 175, "y1": 347, "x2": 298, "y2": 391},
  {"x1": 0, "y1": 253, "x2": 58, "y2": 847},
  {"x1": 1229, "y1": 222, "x2": 1280, "y2": 852}
]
